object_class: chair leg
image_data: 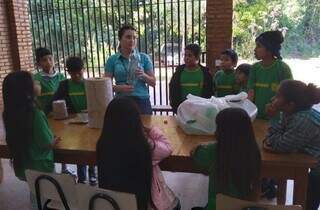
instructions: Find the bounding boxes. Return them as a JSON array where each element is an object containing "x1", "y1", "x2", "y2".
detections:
[{"x1": 0, "y1": 160, "x2": 3, "y2": 184}]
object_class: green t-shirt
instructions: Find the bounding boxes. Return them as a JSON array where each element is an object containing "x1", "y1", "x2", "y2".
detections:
[
  {"x1": 248, "y1": 60, "x2": 292, "y2": 119},
  {"x1": 214, "y1": 70, "x2": 239, "y2": 97},
  {"x1": 193, "y1": 143, "x2": 241, "y2": 210},
  {"x1": 34, "y1": 71, "x2": 65, "y2": 111},
  {"x1": 68, "y1": 79, "x2": 87, "y2": 113},
  {"x1": 180, "y1": 67, "x2": 204, "y2": 99},
  {"x1": 15, "y1": 108, "x2": 54, "y2": 180}
]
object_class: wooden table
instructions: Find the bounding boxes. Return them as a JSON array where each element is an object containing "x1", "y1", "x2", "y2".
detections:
[{"x1": 0, "y1": 115, "x2": 317, "y2": 209}]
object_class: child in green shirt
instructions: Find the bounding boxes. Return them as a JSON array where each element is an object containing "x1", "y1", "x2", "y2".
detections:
[
  {"x1": 235, "y1": 63, "x2": 251, "y2": 93},
  {"x1": 33, "y1": 47, "x2": 65, "y2": 114},
  {"x1": 2, "y1": 71, "x2": 59, "y2": 181},
  {"x1": 51, "y1": 56, "x2": 96, "y2": 185},
  {"x1": 169, "y1": 44, "x2": 213, "y2": 113},
  {"x1": 214, "y1": 49, "x2": 239, "y2": 97},
  {"x1": 248, "y1": 30, "x2": 293, "y2": 119},
  {"x1": 191, "y1": 108, "x2": 261, "y2": 210},
  {"x1": 33, "y1": 47, "x2": 72, "y2": 175}
]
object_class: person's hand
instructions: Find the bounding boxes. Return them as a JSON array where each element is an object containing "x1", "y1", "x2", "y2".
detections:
[
  {"x1": 135, "y1": 67, "x2": 146, "y2": 79},
  {"x1": 248, "y1": 89, "x2": 254, "y2": 101},
  {"x1": 118, "y1": 85, "x2": 134, "y2": 93},
  {"x1": 190, "y1": 146, "x2": 198, "y2": 156},
  {"x1": 265, "y1": 103, "x2": 279, "y2": 118},
  {"x1": 53, "y1": 136, "x2": 62, "y2": 145}
]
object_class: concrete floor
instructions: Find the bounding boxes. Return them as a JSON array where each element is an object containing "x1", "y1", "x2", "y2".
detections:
[
  {"x1": 1, "y1": 159, "x2": 318, "y2": 210},
  {"x1": 0, "y1": 159, "x2": 208, "y2": 210}
]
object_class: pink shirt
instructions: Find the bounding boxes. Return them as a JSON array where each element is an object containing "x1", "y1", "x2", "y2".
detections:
[{"x1": 148, "y1": 127, "x2": 178, "y2": 210}]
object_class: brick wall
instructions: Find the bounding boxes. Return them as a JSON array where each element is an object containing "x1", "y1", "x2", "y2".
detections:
[
  {"x1": 0, "y1": 0, "x2": 33, "y2": 108},
  {"x1": 0, "y1": 0, "x2": 14, "y2": 105},
  {"x1": 206, "y1": 0, "x2": 233, "y2": 72}
]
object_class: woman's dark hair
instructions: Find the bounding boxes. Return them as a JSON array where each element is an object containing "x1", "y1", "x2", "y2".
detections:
[
  {"x1": 185, "y1": 43, "x2": 201, "y2": 59},
  {"x1": 118, "y1": 24, "x2": 137, "y2": 40},
  {"x1": 96, "y1": 97, "x2": 152, "y2": 210},
  {"x1": 2, "y1": 71, "x2": 35, "y2": 176},
  {"x1": 256, "y1": 30, "x2": 284, "y2": 59},
  {"x1": 215, "y1": 108, "x2": 261, "y2": 197},
  {"x1": 279, "y1": 80, "x2": 320, "y2": 112}
]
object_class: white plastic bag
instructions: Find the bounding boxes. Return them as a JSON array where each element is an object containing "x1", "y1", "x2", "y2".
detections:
[
  {"x1": 176, "y1": 92, "x2": 257, "y2": 135},
  {"x1": 176, "y1": 97, "x2": 219, "y2": 135}
]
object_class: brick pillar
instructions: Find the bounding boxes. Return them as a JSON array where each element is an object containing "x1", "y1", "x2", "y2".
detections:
[
  {"x1": 206, "y1": 0, "x2": 233, "y2": 72},
  {"x1": 6, "y1": 0, "x2": 33, "y2": 71},
  {"x1": 0, "y1": 0, "x2": 33, "y2": 108}
]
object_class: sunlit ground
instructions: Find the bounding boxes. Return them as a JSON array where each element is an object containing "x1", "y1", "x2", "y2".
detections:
[{"x1": 285, "y1": 58, "x2": 320, "y2": 86}]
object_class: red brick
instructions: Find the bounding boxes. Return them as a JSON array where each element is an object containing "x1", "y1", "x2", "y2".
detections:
[
  {"x1": 0, "y1": 0, "x2": 33, "y2": 108},
  {"x1": 206, "y1": 0, "x2": 233, "y2": 73}
]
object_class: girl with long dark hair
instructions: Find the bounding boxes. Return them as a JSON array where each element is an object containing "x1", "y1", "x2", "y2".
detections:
[
  {"x1": 2, "y1": 71, "x2": 58, "y2": 180},
  {"x1": 192, "y1": 108, "x2": 261, "y2": 210},
  {"x1": 97, "y1": 97, "x2": 179, "y2": 210}
]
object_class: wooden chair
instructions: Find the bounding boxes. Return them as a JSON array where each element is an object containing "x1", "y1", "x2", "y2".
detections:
[
  {"x1": 25, "y1": 169, "x2": 78, "y2": 210},
  {"x1": 75, "y1": 183, "x2": 138, "y2": 210},
  {"x1": 216, "y1": 194, "x2": 302, "y2": 210}
]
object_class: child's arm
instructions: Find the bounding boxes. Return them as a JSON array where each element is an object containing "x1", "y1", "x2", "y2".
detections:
[
  {"x1": 192, "y1": 142, "x2": 217, "y2": 172},
  {"x1": 266, "y1": 116, "x2": 309, "y2": 153},
  {"x1": 248, "y1": 89, "x2": 254, "y2": 101},
  {"x1": 280, "y1": 62, "x2": 293, "y2": 80},
  {"x1": 149, "y1": 127, "x2": 172, "y2": 164},
  {"x1": 34, "y1": 110, "x2": 58, "y2": 150},
  {"x1": 169, "y1": 67, "x2": 182, "y2": 113},
  {"x1": 247, "y1": 66, "x2": 256, "y2": 101},
  {"x1": 44, "y1": 136, "x2": 61, "y2": 149}
]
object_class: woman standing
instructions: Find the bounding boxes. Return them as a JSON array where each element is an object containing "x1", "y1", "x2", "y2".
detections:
[{"x1": 105, "y1": 25, "x2": 156, "y2": 114}]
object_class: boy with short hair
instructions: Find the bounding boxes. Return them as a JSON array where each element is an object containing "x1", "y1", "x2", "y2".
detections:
[
  {"x1": 51, "y1": 56, "x2": 97, "y2": 185},
  {"x1": 235, "y1": 63, "x2": 252, "y2": 92},
  {"x1": 169, "y1": 43, "x2": 213, "y2": 113},
  {"x1": 33, "y1": 47, "x2": 71, "y2": 175},
  {"x1": 214, "y1": 49, "x2": 239, "y2": 97},
  {"x1": 33, "y1": 47, "x2": 65, "y2": 113}
]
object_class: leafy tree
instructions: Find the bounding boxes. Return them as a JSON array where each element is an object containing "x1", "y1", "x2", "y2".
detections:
[{"x1": 233, "y1": 0, "x2": 320, "y2": 59}]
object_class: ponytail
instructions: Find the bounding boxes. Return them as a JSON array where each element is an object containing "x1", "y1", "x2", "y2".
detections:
[
  {"x1": 279, "y1": 80, "x2": 320, "y2": 112},
  {"x1": 306, "y1": 83, "x2": 320, "y2": 105}
]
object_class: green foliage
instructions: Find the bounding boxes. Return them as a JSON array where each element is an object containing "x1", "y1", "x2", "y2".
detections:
[
  {"x1": 29, "y1": 0, "x2": 207, "y2": 73},
  {"x1": 233, "y1": 0, "x2": 320, "y2": 59}
]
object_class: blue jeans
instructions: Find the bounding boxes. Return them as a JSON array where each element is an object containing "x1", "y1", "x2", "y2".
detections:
[
  {"x1": 129, "y1": 97, "x2": 152, "y2": 115},
  {"x1": 77, "y1": 165, "x2": 96, "y2": 183},
  {"x1": 306, "y1": 169, "x2": 320, "y2": 210}
]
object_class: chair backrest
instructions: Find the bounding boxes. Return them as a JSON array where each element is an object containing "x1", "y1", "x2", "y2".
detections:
[
  {"x1": 75, "y1": 184, "x2": 138, "y2": 210},
  {"x1": 25, "y1": 169, "x2": 78, "y2": 210},
  {"x1": 216, "y1": 194, "x2": 302, "y2": 210}
]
